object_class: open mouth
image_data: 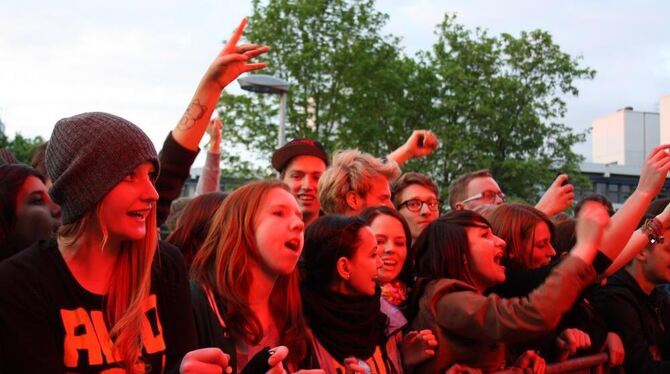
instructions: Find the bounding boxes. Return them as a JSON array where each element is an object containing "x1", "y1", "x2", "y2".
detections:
[
  {"x1": 127, "y1": 210, "x2": 149, "y2": 220},
  {"x1": 383, "y1": 259, "x2": 398, "y2": 267},
  {"x1": 493, "y1": 252, "x2": 504, "y2": 266},
  {"x1": 284, "y1": 238, "x2": 300, "y2": 251}
]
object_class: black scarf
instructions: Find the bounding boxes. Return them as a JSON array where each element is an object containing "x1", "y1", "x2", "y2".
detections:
[{"x1": 301, "y1": 284, "x2": 388, "y2": 363}]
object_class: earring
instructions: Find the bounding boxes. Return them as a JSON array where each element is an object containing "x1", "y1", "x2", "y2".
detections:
[{"x1": 345, "y1": 274, "x2": 350, "y2": 280}]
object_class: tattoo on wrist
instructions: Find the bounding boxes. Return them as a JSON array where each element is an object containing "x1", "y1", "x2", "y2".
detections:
[{"x1": 178, "y1": 99, "x2": 206, "y2": 130}]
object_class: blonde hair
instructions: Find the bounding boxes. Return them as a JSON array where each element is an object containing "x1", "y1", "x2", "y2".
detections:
[
  {"x1": 58, "y1": 203, "x2": 158, "y2": 372},
  {"x1": 318, "y1": 149, "x2": 401, "y2": 214}
]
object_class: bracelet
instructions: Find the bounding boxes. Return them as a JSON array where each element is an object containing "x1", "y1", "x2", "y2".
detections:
[{"x1": 643, "y1": 218, "x2": 664, "y2": 245}]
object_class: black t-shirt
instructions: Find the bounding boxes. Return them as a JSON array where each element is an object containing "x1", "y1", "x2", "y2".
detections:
[{"x1": 0, "y1": 239, "x2": 196, "y2": 373}]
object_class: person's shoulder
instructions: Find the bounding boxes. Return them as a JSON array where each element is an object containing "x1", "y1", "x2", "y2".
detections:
[
  {"x1": 0, "y1": 240, "x2": 58, "y2": 279},
  {"x1": 152, "y1": 240, "x2": 189, "y2": 282},
  {"x1": 0, "y1": 240, "x2": 59, "y2": 298},
  {"x1": 157, "y1": 240, "x2": 184, "y2": 261},
  {"x1": 428, "y1": 278, "x2": 477, "y2": 297}
]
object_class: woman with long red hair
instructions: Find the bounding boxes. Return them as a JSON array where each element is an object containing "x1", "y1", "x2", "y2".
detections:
[{"x1": 190, "y1": 180, "x2": 314, "y2": 373}]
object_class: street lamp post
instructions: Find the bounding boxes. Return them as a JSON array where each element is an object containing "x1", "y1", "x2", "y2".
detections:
[{"x1": 237, "y1": 74, "x2": 290, "y2": 148}]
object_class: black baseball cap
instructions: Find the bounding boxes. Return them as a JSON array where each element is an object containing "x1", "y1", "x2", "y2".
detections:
[{"x1": 271, "y1": 138, "x2": 330, "y2": 172}]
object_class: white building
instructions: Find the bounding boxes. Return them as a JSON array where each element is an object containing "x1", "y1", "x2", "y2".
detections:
[
  {"x1": 661, "y1": 94, "x2": 670, "y2": 145},
  {"x1": 592, "y1": 107, "x2": 659, "y2": 167}
]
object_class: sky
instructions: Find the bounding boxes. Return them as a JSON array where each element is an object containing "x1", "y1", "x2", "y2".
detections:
[{"x1": 1, "y1": 0, "x2": 669, "y2": 167}]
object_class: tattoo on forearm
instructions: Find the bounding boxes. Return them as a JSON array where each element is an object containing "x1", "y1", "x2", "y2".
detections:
[{"x1": 178, "y1": 99, "x2": 206, "y2": 130}]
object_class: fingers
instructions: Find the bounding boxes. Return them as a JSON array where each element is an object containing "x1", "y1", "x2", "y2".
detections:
[
  {"x1": 646, "y1": 144, "x2": 670, "y2": 162},
  {"x1": 605, "y1": 332, "x2": 625, "y2": 366},
  {"x1": 405, "y1": 330, "x2": 419, "y2": 343},
  {"x1": 224, "y1": 17, "x2": 249, "y2": 53},
  {"x1": 267, "y1": 346, "x2": 289, "y2": 368},
  {"x1": 180, "y1": 348, "x2": 231, "y2": 374},
  {"x1": 244, "y1": 62, "x2": 269, "y2": 72},
  {"x1": 243, "y1": 45, "x2": 271, "y2": 59},
  {"x1": 418, "y1": 329, "x2": 438, "y2": 348},
  {"x1": 343, "y1": 357, "x2": 366, "y2": 374},
  {"x1": 552, "y1": 173, "x2": 569, "y2": 187}
]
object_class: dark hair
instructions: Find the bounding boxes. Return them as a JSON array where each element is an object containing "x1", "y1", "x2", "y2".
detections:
[
  {"x1": 413, "y1": 210, "x2": 490, "y2": 284},
  {"x1": 391, "y1": 172, "x2": 439, "y2": 208},
  {"x1": 640, "y1": 198, "x2": 670, "y2": 228},
  {"x1": 302, "y1": 215, "x2": 368, "y2": 289},
  {"x1": 575, "y1": 193, "x2": 614, "y2": 217},
  {"x1": 407, "y1": 210, "x2": 490, "y2": 322},
  {"x1": 0, "y1": 164, "x2": 45, "y2": 257},
  {"x1": 552, "y1": 218, "x2": 576, "y2": 257},
  {"x1": 488, "y1": 203, "x2": 555, "y2": 271},
  {"x1": 167, "y1": 192, "x2": 227, "y2": 267},
  {"x1": 360, "y1": 206, "x2": 414, "y2": 286}
]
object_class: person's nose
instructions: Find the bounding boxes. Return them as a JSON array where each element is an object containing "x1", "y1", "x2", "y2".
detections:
[
  {"x1": 420, "y1": 202, "x2": 431, "y2": 216},
  {"x1": 141, "y1": 178, "x2": 159, "y2": 202}
]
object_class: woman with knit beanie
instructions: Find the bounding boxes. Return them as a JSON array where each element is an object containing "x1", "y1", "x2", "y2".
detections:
[{"x1": 0, "y1": 17, "x2": 269, "y2": 374}]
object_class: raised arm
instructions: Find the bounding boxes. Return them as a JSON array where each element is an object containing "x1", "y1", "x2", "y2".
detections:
[
  {"x1": 535, "y1": 174, "x2": 574, "y2": 217},
  {"x1": 195, "y1": 118, "x2": 223, "y2": 195},
  {"x1": 605, "y1": 199, "x2": 670, "y2": 276},
  {"x1": 433, "y1": 203, "x2": 609, "y2": 344},
  {"x1": 173, "y1": 18, "x2": 269, "y2": 150},
  {"x1": 597, "y1": 144, "x2": 670, "y2": 263},
  {"x1": 386, "y1": 130, "x2": 439, "y2": 167},
  {"x1": 156, "y1": 18, "x2": 268, "y2": 225}
]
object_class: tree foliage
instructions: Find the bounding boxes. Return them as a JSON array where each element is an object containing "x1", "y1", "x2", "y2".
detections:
[
  {"x1": 218, "y1": 0, "x2": 595, "y2": 202},
  {"x1": 0, "y1": 132, "x2": 45, "y2": 165}
]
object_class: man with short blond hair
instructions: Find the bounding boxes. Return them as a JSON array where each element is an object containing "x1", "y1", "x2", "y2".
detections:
[
  {"x1": 448, "y1": 169, "x2": 503, "y2": 211},
  {"x1": 318, "y1": 149, "x2": 401, "y2": 216}
]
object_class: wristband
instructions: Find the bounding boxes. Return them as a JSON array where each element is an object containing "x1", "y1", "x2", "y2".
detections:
[{"x1": 643, "y1": 218, "x2": 664, "y2": 245}]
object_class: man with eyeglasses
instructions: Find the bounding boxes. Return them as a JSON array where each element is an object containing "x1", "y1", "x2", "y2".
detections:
[
  {"x1": 391, "y1": 172, "x2": 441, "y2": 242},
  {"x1": 448, "y1": 169, "x2": 574, "y2": 217}
]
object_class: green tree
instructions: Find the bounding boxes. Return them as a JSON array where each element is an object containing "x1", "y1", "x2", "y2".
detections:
[
  {"x1": 218, "y1": 2, "x2": 595, "y2": 203},
  {"x1": 419, "y1": 14, "x2": 595, "y2": 200},
  {"x1": 0, "y1": 132, "x2": 45, "y2": 164},
  {"x1": 218, "y1": 0, "x2": 434, "y2": 177}
]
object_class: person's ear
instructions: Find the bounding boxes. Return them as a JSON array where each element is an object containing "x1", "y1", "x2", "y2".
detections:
[
  {"x1": 454, "y1": 202, "x2": 464, "y2": 211},
  {"x1": 345, "y1": 191, "x2": 362, "y2": 211},
  {"x1": 635, "y1": 247, "x2": 650, "y2": 262},
  {"x1": 336, "y1": 257, "x2": 351, "y2": 281}
]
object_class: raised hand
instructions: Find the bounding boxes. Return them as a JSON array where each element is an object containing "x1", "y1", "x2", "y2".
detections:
[
  {"x1": 386, "y1": 130, "x2": 439, "y2": 166},
  {"x1": 636, "y1": 144, "x2": 670, "y2": 198},
  {"x1": 180, "y1": 348, "x2": 231, "y2": 374},
  {"x1": 572, "y1": 201, "x2": 611, "y2": 264},
  {"x1": 174, "y1": 17, "x2": 269, "y2": 151},
  {"x1": 205, "y1": 117, "x2": 223, "y2": 152},
  {"x1": 535, "y1": 174, "x2": 574, "y2": 217},
  {"x1": 400, "y1": 329, "x2": 438, "y2": 366},
  {"x1": 203, "y1": 17, "x2": 270, "y2": 91},
  {"x1": 555, "y1": 328, "x2": 592, "y2": 361}
]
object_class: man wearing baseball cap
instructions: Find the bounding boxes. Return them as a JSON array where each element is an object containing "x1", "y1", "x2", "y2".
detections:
[
  {"x1": 272, "y1": 130, "x2": 440, "y2": 226},
  {"x1": 272, "y1": 138, "x2": 330, "y2": 227}
]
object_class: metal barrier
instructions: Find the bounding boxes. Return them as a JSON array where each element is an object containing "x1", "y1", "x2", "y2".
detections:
[{"x1": 492, "y1": 353, "x2": 611, "y2": 374}]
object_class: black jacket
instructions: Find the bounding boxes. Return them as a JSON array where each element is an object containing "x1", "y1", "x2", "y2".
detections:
[{"x1": 590, "y1": 269, "x2": 670, "y2": 373}]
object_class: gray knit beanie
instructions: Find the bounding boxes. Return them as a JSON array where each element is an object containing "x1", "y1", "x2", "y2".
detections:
[{"x1": 46, "y1": 112, "x2": 159, "y2": 224}]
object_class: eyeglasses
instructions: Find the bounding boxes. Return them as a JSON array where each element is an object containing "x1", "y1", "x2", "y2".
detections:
[
  {"x1": 398, "y1": 198, "x2": 441, "y2": 212},
  {"x1": 459, "y1": 190, "x2": 506, "y2": 205}
]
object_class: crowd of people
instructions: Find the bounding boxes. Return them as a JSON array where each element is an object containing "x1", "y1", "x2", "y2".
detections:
[{"x1": 1, "y1": 17, "x2": 670, "y2": 374}]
